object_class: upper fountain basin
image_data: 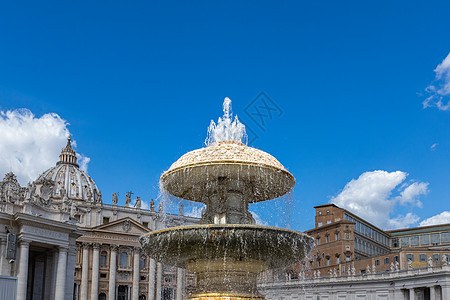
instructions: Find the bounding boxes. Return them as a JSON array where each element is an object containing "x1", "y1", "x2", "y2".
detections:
[
  {"x1": 139, "y1": 224, "x2": 313, "y2": 270},
  {"x1": 160, "y1": 141, "x2": 295, "y2": 203}
]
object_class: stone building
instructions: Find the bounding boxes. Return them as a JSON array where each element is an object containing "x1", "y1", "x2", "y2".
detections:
[{"x1": 0, "y1": 138, "x2": 198, "y2": 300}]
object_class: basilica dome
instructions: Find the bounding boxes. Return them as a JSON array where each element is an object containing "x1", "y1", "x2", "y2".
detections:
[{"x1": 34, "y1": 138, "x2": 101, "y2": 202}]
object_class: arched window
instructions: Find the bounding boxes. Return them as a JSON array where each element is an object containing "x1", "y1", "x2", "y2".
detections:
[
  {"x1": 140, "y1": 256, "x2": 146, "y2": 270},
  {"x1": 100, "y1": 251, "x2": 107, "y2": 267},
  {"x1": 99, "y1": 293, "x2": 106, "y2": 300},
  {"x1": 139, "y1": 296, "x2": 147, "y2": 300},
  {"x1": 120, "y1": 251, "x2": 128, "y2": 268}
]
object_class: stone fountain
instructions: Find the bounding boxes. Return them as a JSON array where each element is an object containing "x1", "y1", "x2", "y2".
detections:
[{"x1": 140, "y1": 98, "x2": 313, "y2": 300}]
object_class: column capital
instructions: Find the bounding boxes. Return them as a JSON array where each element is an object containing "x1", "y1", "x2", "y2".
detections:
[
  {"x1": 19, "y1": 239, "x2": 31, "y2": 247},
  {"x1": 82, "y1": 242, "x2": 91, "y2": 249},
  {"x1": 110, "y1": 244, "x2": 119, "y2": 252},
  {"x1": 58, "y1": 246, "x2": 69, "y2": 252},
  {"x1": 92, "y1": 243, "x2": 101, "y2": 250},
  {"x1": 133, "y1": 246, "x2": 142, "y2": 254}
]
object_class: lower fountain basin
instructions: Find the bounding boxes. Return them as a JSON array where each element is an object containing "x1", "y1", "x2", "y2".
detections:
[{"x1": 139, "y1": 224, "x2": 313, "y2": 270}]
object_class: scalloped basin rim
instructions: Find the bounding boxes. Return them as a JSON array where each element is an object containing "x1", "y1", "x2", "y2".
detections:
[{"x1": 139, "y1": 224, "x2": 314, "y2": 269}]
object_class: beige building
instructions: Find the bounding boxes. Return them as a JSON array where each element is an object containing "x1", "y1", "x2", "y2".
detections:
[{"x1": 0, "y1": 138, "x2": 197, "y2": 300}]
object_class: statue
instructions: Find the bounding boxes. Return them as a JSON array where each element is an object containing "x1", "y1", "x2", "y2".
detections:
[
  {"x1": 428, "y1": 256, "x2": 433, "y2": 267},
  {"x1": 158, "y1": 202, "x2": 163, "y2": 213},
  {"x1": 98, "y1": 190, "x2": 102, "y2": 203},
  {"x1": 347, "y1": 267, "x2": 352, "y2": 276},
  {"x1": 333, "y1": 268, "x2": 337, "y2": 277},
  {"x1": 135, "y1": 196, "x2": 142, "y2": 209},
  {"x1": 179, "y1": 202, "x2": 184, "y2": 216},
  {"x1": 395, "y1": 261, "x2": 400, "y2": 271},
  {"x1": 407, "y1": 259, "x2": 413, "y2": 270},
  {"x1": 112, "y1": 193, "x2": 118, "y2": 205},
  {"x1": 390, "y1": 262, "x2": 395, "y2": 272},
  {"x1": 372, "y1": 264, "x2": 376, "y2": 274},
  {"x1": 70, "y1": 200, "x2": 77, "y2": 218},
  {"x1": 150, "y1": 199, "x2": 155, "y2": 212},
  {"x1": 351, "y1": 266, "x2": 356, "y2": 276},
  {"x1": 313, "y1": 271, "x2": 317, "y2": 278},
  {"x1": 443, "y1": 254, "x2": 448, "y2": 266},
  {"x1": 366, "y1": 265, "x2": 371, "y2": 274},
  {"x1": 24, "y1": 183, "x2": 32, "y2": 202},
  {"x1": 125, "y1": 192, "x2": 132, "y2": 207},
  {"x1": 317, "y1": 270, "x2": 320, "y2": 278}
]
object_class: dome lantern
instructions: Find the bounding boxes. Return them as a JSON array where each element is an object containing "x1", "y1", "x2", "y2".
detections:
[{"x1": 57, "y1": 137, "x2": 79, "y2": 167}]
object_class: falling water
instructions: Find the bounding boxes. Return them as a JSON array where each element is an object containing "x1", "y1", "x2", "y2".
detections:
[{"x1": 205, "y1": 97, "x2": 247, "y2": 146}]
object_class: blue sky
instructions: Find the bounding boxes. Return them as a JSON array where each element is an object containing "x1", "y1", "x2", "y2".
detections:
[{"x1": 1, "y1": 1, "x2": 449, "y2": 231}]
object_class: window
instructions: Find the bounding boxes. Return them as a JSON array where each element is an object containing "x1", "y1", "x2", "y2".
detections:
[
  {"x1": 326, "y1": 210, "x2": 330, "y2": 215},
  {"x1": 345, "y1": 256, "x2": 350, "y2": 262},
  {"x1": 103, "y1": 217, "x2": 110, "y2": 224},
  {"x1": 433, "y1": 254, "x2": 440, "y2": 262},
  {"x1": 336, "y1": 256, "x2": 340, "y2": 264},
  {"x1": 140, "y1": 257, "x2": 146, "y2": 269},
  {"x1": 421, "y1": 235, "x2": 429, "y2": 245},
  {"x1": 100, "y1": 273, "x2": 107, "y2": 278},
  {"x1": 394, "y1": 256, "x2": 399, "y2": 262},
  {"x1": 141, "y1": 276, "x2": 146, "y2": 281},
  {"x1": 335, "y1": 233, "x2": 339, "y2": 241},
  {"x1": 401, "y1": 237, "x2": 410, "y2": 247},
  {"x1": 327, "y1": 220, "x2": 331, "y2": 224},
  {"x1": 100, "y1": 251, "x2": 107, "y2": 267},
  {"x1": 316, "y1": 238, "x2": 320, "y2": 245},
  {"x1": 319, "y1": 211, "x2": 322, "y2": 215},
  {"x1": 318, "y1": 260, "x2": 321, "y2": 267},
  {"x1": 375, "y1": 259, "x2": 380, "y2": 266},
  {"x1": 120, "y1": 252, "x2": 128, "y2": 268},
  {"x1": 327, "y1": 258, "x2": 330, "y2": 266},
  {"x1": 406, "y1": 254, "x2": 414, "y2": 262},
  {"x1": 384, "y1": 257, "x2": 389, "y2": 264},
  {"x1": 326, "y1": 236, "x2": 329, "y2": 243},
  {"x1": 410, "y1": 236, "x2": 419, "y2": 246},
  {"x1": 99, "y1": 293, "x2": 106, "y2": 300},
  {"x1": 162, "y1": 288, "x2": 174, "y2": 300},
  {"x1": 143, "y1": 222, "x2": 149, "y2": 228},
  {"x1": 419, "y1": 254, "x2": 426, "y2": 262},
  {"x1": 392, "y1": 238, "x2": 399, "y2": 248},
  {"x1": 441, "y1": 232, "x2": 450, "y2": 243},
  {"x1": 342, "y1": 266, "x2": 345, "y2": 273},
  {"x1": 431, "y1": 234, "x2": 440, "y2": 244},
  {"x1": 345, "y1": 233, "x2": 350, "y2": 239},
  {"x1": 318, "y1": 222, "x2": 323, "y2": 227}
]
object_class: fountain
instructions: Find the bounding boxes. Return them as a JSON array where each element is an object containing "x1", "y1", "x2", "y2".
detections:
[{"x1": 140, "y1": 98, "x2": 313, "y2": 300}]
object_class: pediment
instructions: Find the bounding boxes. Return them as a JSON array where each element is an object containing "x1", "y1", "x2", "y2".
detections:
[{"x1": 93, "y1": 217, "x2": 151, "y2": 235}]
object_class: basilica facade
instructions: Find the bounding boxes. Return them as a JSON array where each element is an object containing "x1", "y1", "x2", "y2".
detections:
[{"x1": 0, "y1": 138, "x2": 197, "y2": 300}]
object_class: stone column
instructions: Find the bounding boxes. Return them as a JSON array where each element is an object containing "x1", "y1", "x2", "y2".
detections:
[
  {"x1": 109, "y1": 245, "x2": 118, "y2": 300},
  {"x1": 148, "y1": 258, "x2": 156, "y2": 300},
  {"x1": 17, "y1": 240, "x2": 30, "y2": 300},
  {"x1": 91, "y1": 243, "x2": 101, "y2": 300},
  {"x1": 442, "y1": 285, "x2": 450, "y2": 300},
  {"x1": 132, "y1": 248, "x2": 141, "y2": 300},
  {"x1": 429, "y1": 286, "x2": 436, "y2": 300},
  {"x1": 65, "y1": 247, "x2": 77, "y2": 300},
  {"x1": 156, "y1": 262, "x2": 162, "y2": 300},
  {"x1": 176, "y1": 268, "x2": 184, "y2": 300},
  {"x1": 80, "y1": 243, "x2": 90, "y2": 300},
  {"x1": 409, "y1": 288, "x2": 415, "y2": 300},
  {"x1": 0, "y1": 238, "x2": 8, "y2": 276},
  {"x1": 55, "y1": 246, "x2": 68, "y2": 300}
]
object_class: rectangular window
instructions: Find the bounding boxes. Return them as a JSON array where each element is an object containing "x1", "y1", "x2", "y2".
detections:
[
  {"x1": 375, "y1": 259, "x2": 380, "y2": 266},
  {"x1": 318, "y1": 260, "x2": 321, "y2": 267},
  {"x1": 317, "y1": 238, "x2": 320, "y2": 245},
  {"x1": 342, "y1": 266, "x2": 345, "y2": 273},
  {"x1": 406, "y1": 254, "x2": 414, "y2": 262},
  {"x1": 335, "y1": 233, "x2": 339, "y2": 240},
  {"x1": 100, "y1": 273, "x2": 107, "y2": 278},
  {"x1": 431, "y1": 234, "x2": 440, "y2": 244},
  {"x1": 394, "y1": 256, "x2": 399, "y2": 262},
  {"x1": 327, "y1": 210, "x2": 330, "y2": 215},
  {"x1": 401, "y1": 237, "x2": 410, "y2": 247},
  {"x1": 441, "y1": 232, "x2": 450, "y2": 243},
  {"x1": 410, "y1": 236, "x2": 419, "y2": 246},
  {"x1": 326, "y1": 236, "x2": 329, "y2": 243},
  {"x1": 327, "y1": 220, "x2": 331, "y2": 224},
  {"x1": 421, "y1": 235, "x2": 429, "y2": 245},
  {"x1": 103, "y1": 217, "x2": 110, "y2": 224},
  {"x1": 318, "y1": 222, "x2": 323, "y2": 227},
  {"x1": 391, "y1": 238, "x2": 399, "y2": 248},
  {"x1": 327, "y1": 258, "x2": 330, "y2": 266},
  {"x1": 433, "y1": 254, "x2": 440, "y2": 262},
  {"x1": 384, "y1": 257, "x2": 389, "y2": 264},
  {"x1": 419, "y1": 254, "x2": 427, "y2": 262},
  {"x1": 143, "y1": 222, "x2": 149, "y2": 228},
  {"x1": 345, "y1": 256, "x2": 350, "y2": 262},
  {"x1": 336, "y1": 257, "x2": 340, "y2": 264}
]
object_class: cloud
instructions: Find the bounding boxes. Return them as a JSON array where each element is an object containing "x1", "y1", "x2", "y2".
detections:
[
  {"x1": 330, "y1": 170, "x2": 429, "y2": 229},
  {"x1": 388, "y1": 213, "x2": 420, "y2": 229},
  {"x1": 398, "y1": 182, "x2": 428, "y2": 207},
  {"x1": 419, "y1": 211, "x2": 450, "y2": 227},
  {"x1": 423, "y1": 52, "x2": 450, "y2": 111},
  {"x1": 430, "y1": 143, "x2": 438, "y2": 151},
  {"x1": 0, "y1": 108, "x2": 89, "y2": 185}
]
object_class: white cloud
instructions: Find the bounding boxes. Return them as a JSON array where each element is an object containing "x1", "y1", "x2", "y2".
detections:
[
  {"x1": 388, "y1": 213, "x2": 420, "y2": 229},
  {"x1": 420, "y1": 211, "x2": 450, "y2": 227},
  {"x1": 0, "y1": 108, "x2": 89, "y2": 185},
  {"x1": 398, "y1": 182, "x2": 428, "y2": 207},
  {"x1": 423, "y1": 52, "x2": 450, "y2": 111},
  {"x1": 330, "y1": 170, "x2": 429, "y2": 229},
  {"x1": 430, "y1": 143, "x2": 438, "y2": 151}
]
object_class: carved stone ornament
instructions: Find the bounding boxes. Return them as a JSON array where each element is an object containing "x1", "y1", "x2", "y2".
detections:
[
  {"x1": 123, "y1": 220, "x2": 131, "y2": 232},
  {"x1": 0, "y1": 172, "x2": 25, "y2": 203}
]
